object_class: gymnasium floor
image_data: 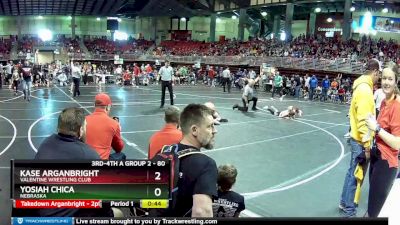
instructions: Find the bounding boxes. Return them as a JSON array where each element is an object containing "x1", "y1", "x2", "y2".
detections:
[{"x1": 0, "y1": 83, "x2": 369, "y2": 221}]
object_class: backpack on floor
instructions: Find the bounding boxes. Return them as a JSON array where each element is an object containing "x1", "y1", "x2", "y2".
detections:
[{"x1": 148, "y1": 144, "x2": 202, "y2": 216}]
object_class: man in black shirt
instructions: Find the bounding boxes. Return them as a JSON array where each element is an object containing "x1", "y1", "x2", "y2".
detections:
[
  {"x1": 175, "y1": 104, "x2": 218, "y2": 217},
  {"x1": 294, "y1": 74, "x2": 301, "y2": 100}
]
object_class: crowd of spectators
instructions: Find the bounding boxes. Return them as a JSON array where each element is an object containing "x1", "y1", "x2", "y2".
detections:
[
  {"x1": 84, "y1": 37, "x2": 154, "y2": 56},
  {"x1": 0, "y1": 38, "x2": 11, "y2": 57},
  {"x1": 17, "y1": 36, "x2": 40, "y2": 56},
  {"x1": 155, "y1": 34, "x2": 399, "y2": 64},
  {"x1": 61, "y1": 37, "x2": 82, "y2": 54}
]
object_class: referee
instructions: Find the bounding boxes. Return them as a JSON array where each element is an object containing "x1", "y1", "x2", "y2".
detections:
[{"x1": 159, "y1": 60, "x2": 174, "y2": 108}]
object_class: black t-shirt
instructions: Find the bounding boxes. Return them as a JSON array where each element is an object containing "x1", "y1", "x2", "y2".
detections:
[
  {"x1": 213, "y1": 190, "x2": 245, "y2": 217},
  {"x1": 295, "y1": 77, "x2": 301, "y2": 87},
  {"x1": 20, "y1": 65, "x2": 32, "y2": 81},
  {"x1": 174, "y1": 143, "x2": 218, "y2": 217}
]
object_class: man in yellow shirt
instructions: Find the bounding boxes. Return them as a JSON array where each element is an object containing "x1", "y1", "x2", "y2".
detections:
[{"x1": 339, "y1": 59, "x2": 381, "y2": 217}]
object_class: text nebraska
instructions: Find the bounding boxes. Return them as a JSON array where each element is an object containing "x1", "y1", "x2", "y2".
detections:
[{"x1": 20, "y1": 186, "x2": 75, "y2": 193}]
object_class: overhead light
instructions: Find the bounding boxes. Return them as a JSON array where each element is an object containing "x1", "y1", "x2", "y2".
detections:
[
  {"x1": 382, "y1": 8, "x2": 388, "y2": 13},
  {"x1": 117, "y1": 18, "x2": 122, "y2": 22},
  {"x1": 315, "y1": 8, "x2": 321, "y2": 13},
  {"x1": 327, "y1": 17, "x2": 333, "y2": 23},
  {"x1": 38, "y1": 29, "x2": 52, "y2": 41},
  {"x1": 68, "y1": 16, "x2": 72, "y2": 20},
  {"x1": 180, "y1": 17, "x2": 186, "y2": 21},
  {"x1": 114, "y1": 31, "x2": 128, "y2": 41},
  {"x1": 38, "y1": 15, "x2": 43, "y2": 19},
  {"x1": 280, "y1": 32, "x2": 286, "y2": 41},
  {"x1": 261, "y1": 12, "x2": 268, "y2": 17},
  {"x1": 350, "y1": 6, "x2": 355, "y2": 12},
  {"x1": 231, "y1": 15, "x2": 237, "y2": 20},
  {"x1": 390, "y1": 20, "x2": 394, "y2": 24},
  {"x1": 96, "y1": 17, "x2": 101, "y2": 21}
]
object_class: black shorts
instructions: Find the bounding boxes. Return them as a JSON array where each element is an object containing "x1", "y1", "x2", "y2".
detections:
[{"x1": 7, "y1": 73, "x2": 12, "y2": 80}]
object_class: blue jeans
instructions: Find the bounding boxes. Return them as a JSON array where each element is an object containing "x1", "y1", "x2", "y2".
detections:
[
  {"x1": 309, "y1": 87, "x2": 315, "y2": 100},
  {"x1": 321, "y1": 88, "x2": 328, "y2": 101},
  {"x1": 340, "y1": 138, "x2": 364, "y2": 217},
  {"x1": 295, "y1": 86, "x2": 301, "y2": 99},
  {"x1": 22, "y1": 79, "x2": 32, "y2": 100}
]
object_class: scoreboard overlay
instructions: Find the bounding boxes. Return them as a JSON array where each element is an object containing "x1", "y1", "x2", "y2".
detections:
[{"x1": 11, "y1": 160, "x2": 170, "y2": 209}]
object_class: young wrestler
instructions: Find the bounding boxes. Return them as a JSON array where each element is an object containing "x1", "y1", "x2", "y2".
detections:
[
  {"x1": 204, "y1": 102, "x2": 228, "y2": 125},
  {"x1": 264, "y1": 105, "x2": 303, "y2": 119}
]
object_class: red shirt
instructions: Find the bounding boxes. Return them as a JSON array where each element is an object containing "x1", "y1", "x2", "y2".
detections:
[
  {"x1": 123, "y1": 72, "x2": 131, "y2": 80},
  {"x1": 86, "y1": 108, "x2": 124, "y2": 159},
  {"x1": 134, "y1": 66, "x2": 140, "y2": 77},
  {"x1": 148, "y1": 124, "x2": 183, "y2": 159},
  {"x1": 376, "y1": 98, "x2": 400, "y2": 168},
  {"x1": 208, "y1": 69, "x2": 215, "y2": 79}
]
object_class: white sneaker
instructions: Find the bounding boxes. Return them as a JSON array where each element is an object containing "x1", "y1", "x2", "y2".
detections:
[
  {"x1": 263, "y1": 106, "x2": 269, "y2": 110},
  {"x1": 344, "y1": 132, "x2": 351, "y2": 138}
]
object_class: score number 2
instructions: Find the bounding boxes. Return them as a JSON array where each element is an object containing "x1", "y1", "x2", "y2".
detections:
[{"x1": 154, "y1": 172, "x2": 161, "y2": 181}]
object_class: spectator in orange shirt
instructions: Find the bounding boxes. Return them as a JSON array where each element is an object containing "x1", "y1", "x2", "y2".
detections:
[
  {"x1": 86, "y1": 93, "x2": 124, "y2": 159},
  {"x1": 331, "y1": 79, "x2": 339, "y2": 90},
  {"x1": 148, "y1": 106, "x2": 183, "y2": 159}
]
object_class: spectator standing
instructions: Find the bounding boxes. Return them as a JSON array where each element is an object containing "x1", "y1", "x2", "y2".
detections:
[
  {"x1": 294, "y1": 74, "x2": 301, "y2": 99},
  {"x1": 86, "y1": 93, "x2": 124, "y2": 159},
  {"x1": 309, "y1": 75, "x2": 318, "y2": 101},
  {"x1": 365, "y1": 64, "x2": 400, "y2": 217},
  {"x1": 339, "y1": 59, "x2": 381, "y2": 217},
  {"x1": 321, "y1": 75, "x2": 331, "y2": 101},
  {"x1": 5, "y1": 61, "x2": 13, "y2": 88},
  {"x1": 271, "y1": 71, "x2": 283, "y2": 99},
  {"x1": 133, "y1": 63, "x2": 140, "y2": 86}
]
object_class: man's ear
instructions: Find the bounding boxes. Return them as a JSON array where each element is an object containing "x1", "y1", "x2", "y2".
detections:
[
  {"x1": 78, "y1": 126, "x2": 84, "y2": 139},
  {"x1": 191, "y1": 125, "x2": 198, "y2": 137}
]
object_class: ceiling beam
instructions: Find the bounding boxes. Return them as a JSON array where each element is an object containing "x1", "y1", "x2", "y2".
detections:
[
  {"x1": 72, "y1": 0, "x2": 78, "y2": 15},
  {"x1": 82, "y1": 0, "x2": 88, "y2": 14},
  {"x1": 100, "y1": 0, "x2": 114, "y2": 16},
  {"x1": 92, "y1": 0, "x2": 105, "y2": 15},
  {"x1": 7, "y1": 0, "x2": 12, "y2": 15},
  {"x1": 109, "y1": 0, "x2": 128, "y2": 15},
  {"x1": 89, "y1": 0, "x2": 98, "y2": 14},
  {"x1": 0, "y1": 0, "x2": 4, "y2": 14}
]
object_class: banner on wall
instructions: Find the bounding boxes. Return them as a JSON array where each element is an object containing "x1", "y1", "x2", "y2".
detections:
[
  {"x1": 374, "y1": 17, "x2": 400, "y2": 33},
  {"x1": 357, "y1": 16, "x2": 400, "y2": 34}
]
